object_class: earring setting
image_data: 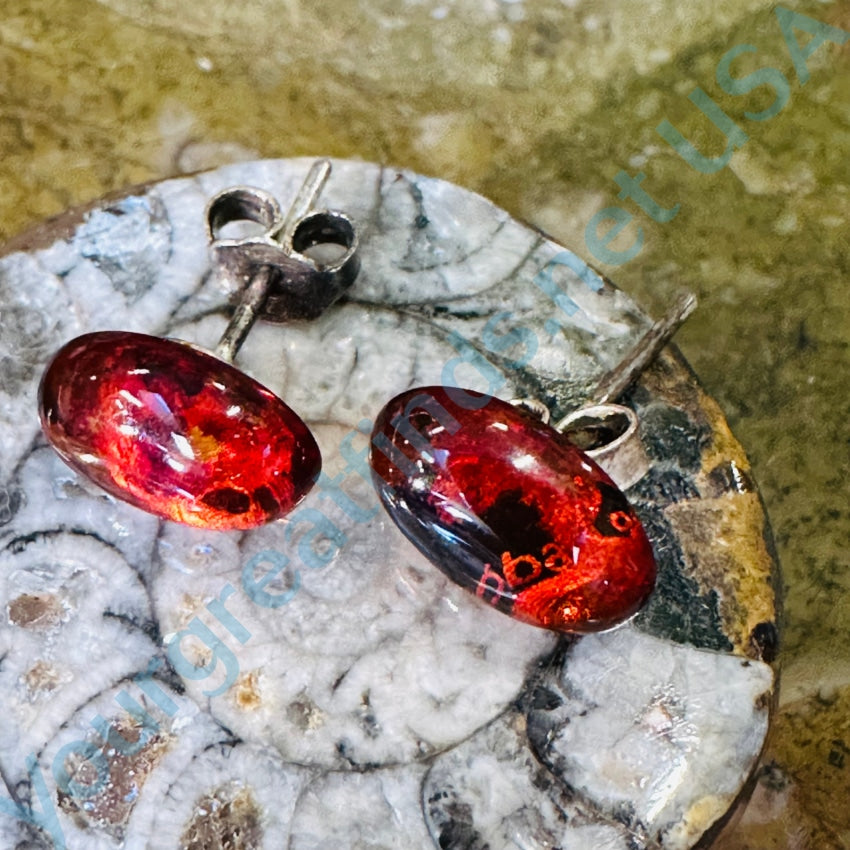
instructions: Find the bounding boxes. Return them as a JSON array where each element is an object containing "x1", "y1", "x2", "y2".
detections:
[
  {"x1": 370, "y1": 386, "x2": 656, "y2": 633},
  {"x1": 39, "y1": 331, "x2": 321, "y2": 530},
  {"x1": 38, "y1": 160, "x2": 358, "y2": 531},
  {"x1": 368, "y1": 297, "x2": 694, "y2": 633}
]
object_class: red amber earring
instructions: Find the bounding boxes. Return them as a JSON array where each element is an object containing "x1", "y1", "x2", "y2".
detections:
[
  {"x1": 38, "y1": 160, "x2": 359, "y2": 531},
  {"x1": 369, "y1": 294, "x2": 696, "y2": 633}
]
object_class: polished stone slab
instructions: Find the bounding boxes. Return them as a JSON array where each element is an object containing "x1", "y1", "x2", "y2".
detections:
[{"x1": 0, "y1": 158, "x2": 778, "y2": 849}]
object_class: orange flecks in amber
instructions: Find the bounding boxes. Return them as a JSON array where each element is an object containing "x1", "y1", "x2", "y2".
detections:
[
  {"x1": 39, "y1": 331, "x2": 320, "y2": 530},
  {"x1": 186, "y1": 425, "x2": 223, "y2": 463},
  {"x1": 370, "y1": 386, "x2": 656, "y2": 634}
]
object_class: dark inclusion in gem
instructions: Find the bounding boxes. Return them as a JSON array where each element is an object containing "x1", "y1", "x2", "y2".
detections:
[
  {"x1": 39, "y1": 331, "x2": 320, "y2": 530},
  {"x1": 369, "y1": 386, "x2": 657, "y2": 633}
]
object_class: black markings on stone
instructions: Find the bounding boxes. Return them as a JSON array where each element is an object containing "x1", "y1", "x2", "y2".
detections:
[
  {"x1": 331, "y1": 668, "x2": 350, "y2": 693},
  {"x1": 749, "y1": 621, "x2": 779, "y2": 664},
  {"x1": 637, "y1": 402, "x2": 709, "y2": 472},
  {"x1": 525, "y1": 714, "x2": 582, "y2": 786},
  {"x1": 527, "y1": 764, "x2": 557, "y2": 796},
  {"x1": 399, "y1": 180, "x2": 438, "y2": 272},
  {"x1": 528, "y1": 686, "x2": 563, "y2": 712},
  {"x1": 5, "y1": 526, "x2": 107, "y2": 554},
  {"x1": 145, "y1": 662, "x2": 187, "y2": 698},
  {"x1": 335, "y1": 740, "x2": 356, "y2": 768},
  {"x1": 426, "y1": 788, "x2": 487, "y2": 850},
  {"x1": 611, "y1": 800, "x2": 638, "y2": 829},
  {"x1": 102, "y1": 609, "x2": 158, "y2": 643},
  {"x1": 631, "y1": 507, "x2": 733, "y2": 653},
  {"x1": 358, "y1": 691, "x2": 381, "y2": 740},
  {"x1": 705, "y1": 461, "x2": 756, "y2": 496},
  {"x1": 428, "y1": 308, "x2": 489, "y2": 321},
  {"x1": 628, "y1": 465, "x2": 699, "y2": 507},
  {"x1": 201, "y1": 488, "x2": 251, "y2": 514},
  {"x1": 0, "y1": 485, "x2": 23, "y2": 527},
  {"x1": 626, "y1": 834, "x2": 648, "y2": 850}
]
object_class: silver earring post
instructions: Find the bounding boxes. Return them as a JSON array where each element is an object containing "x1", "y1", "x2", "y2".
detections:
[
  {"x1": 515, "y1": 291, "x2": 697, "y2": 489},
  {"x1": 205, "y1": 159, "x2": 359, "y2": 364},
  {"x1": 568, "y1": 292, "x2": 697, "y2": 487},
  {"x1": 575, "y1": 291, "x2": 697, "y2": 413}
]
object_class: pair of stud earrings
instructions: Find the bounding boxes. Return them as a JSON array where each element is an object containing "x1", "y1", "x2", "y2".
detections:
[{"x1": 38, "y1": 160, "x2": 692, "y2": 635}]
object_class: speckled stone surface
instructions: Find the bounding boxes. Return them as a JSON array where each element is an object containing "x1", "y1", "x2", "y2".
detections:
[
  {"x1": 0, "y1": 159, "x2": 777, "y2": 849},
  {"x1": 0, "y1": 2, "x2": 848, "y2": 845}
]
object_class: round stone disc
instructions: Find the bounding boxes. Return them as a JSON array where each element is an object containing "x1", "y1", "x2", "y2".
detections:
[{"x1": 0, "y1": 158, "x2": 779, "y2": 850}]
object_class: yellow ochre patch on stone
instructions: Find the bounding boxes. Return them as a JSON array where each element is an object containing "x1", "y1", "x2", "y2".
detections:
[
  {"x1": 234, "y1": 670, "x2": 263, "y2": 712},
  {"x1": 666, "y1": 493, "x2": 775, "y2": 659},
  {"x1": 695, "y1": 390, "x2": 754, "y2": 484}
]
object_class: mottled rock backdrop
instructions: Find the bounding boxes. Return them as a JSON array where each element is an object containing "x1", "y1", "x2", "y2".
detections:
[
  {"x1": 0, "y1": 0, "x2": 847, "y2": 847},
  {"x1": 0, "y1": 159, "x2": 779, "y2": 848}
]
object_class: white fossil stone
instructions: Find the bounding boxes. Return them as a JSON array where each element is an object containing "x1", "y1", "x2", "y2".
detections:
[
  {"x1": 424, "y1": 711, "x2": 635, "y2": 850},
  {"x1": 0, "y1": 158, "x2": 777, "y2": 849},
  {"x1": 526, "y1": 625, "x2": 774, "y2": 850},
  {"x1": 289, "y1": 766, "x2": 435, "y2": 850},
  {"x1": 10, "y1": 448, "x2": 162, "y2": 581},
  {"x1": 126, "y1": 741, "x2": 306, "y2": 850},
  {"x1": 0, "y1": 534, "x2": 156, "y2": 783},
  {"x1": 151, "y1": 461, "x2": 557, "y2": 767},
  {"x1": 33, "y1": 680, "x2": 223, "y2": 849}
]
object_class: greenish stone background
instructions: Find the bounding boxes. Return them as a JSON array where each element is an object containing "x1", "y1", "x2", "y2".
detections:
[{"x1": 0, "y1": 0, "x2": 847, "y2": 845}]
